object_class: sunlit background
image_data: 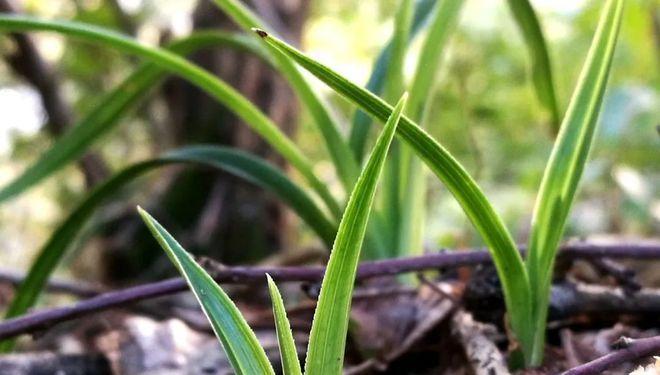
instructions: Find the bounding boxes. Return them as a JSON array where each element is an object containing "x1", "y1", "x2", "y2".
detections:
[{"x1": 0, "y1": 0, "x2": 657, "y2": 281}]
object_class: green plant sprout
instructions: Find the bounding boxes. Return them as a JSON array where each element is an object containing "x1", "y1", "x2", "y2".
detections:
[
  {"x1": 254, "y1": 0, "x2": 623, "y2": 365},
  {"x1": 0, "y1": 0, "x2": 624, "y2": 368},
  {"x1": 138, "y1": 94, "x2": 407, "y2": 374},
  {"x1": 0, "y1": 0, "x2": 559, "y2": 327}
]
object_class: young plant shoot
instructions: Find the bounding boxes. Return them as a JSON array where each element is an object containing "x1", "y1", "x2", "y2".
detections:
[
  {"x1": 252, "y1": 0, "x2": 624, "y2": 365},
  {"x1": 0, "y1": 0, "x2": 627, "y2": 369},
  {"x1": 137, "y1": 94, "x2": 407, "y2": 374}
]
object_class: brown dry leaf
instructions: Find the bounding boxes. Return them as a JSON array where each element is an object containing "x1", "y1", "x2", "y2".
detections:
[{"x1": 349, "y1": 279, "x2": 456, "y2": 370}]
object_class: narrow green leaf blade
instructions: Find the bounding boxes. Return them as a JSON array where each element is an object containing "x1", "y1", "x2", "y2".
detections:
[
  {"x1": 0, "y1": 31, "x2": 265, "y2": 204},
  {"x1": 407, "y1": 0, "x2": 464, "y2": 120},
  {"x1": 210, "y1": 0, "x2": 360, "y2": 189},
  {"x1": 0, "y1": 146, "x2": 335, "y2": 352},
  {"x1": 525, "y1": 0, "x2": 624, "y2": 365},
  {"x1": 138, "y1": 208, "x2": 275, "y2": 375},
  {"x1": 256, "y1": 30, "x2": 533, "y2": 352},
  {"x1": 506, "y1": 0, "x2": 561, "y2": 131},
  {"x1": 349, "y1": 0, "x2": 436, "y2": 161},
  {"x1": 382, "y1": 0, "x2": 413, "y2": 102},
  {"x1": 379, "y1": 0, "x2": 413, "y2": 253},
  {"x1": 305, "y1": 94, "x2": 407, "y2": 374},
  {"x1": 266, "y1": 275, "x2": 302, "y2": 375},
  {"x1": 398, "y1": 0, "x2": 465, "y2": 257},
  {"x1": 0, "y1": 16, "x2": 341, "y2": 218}
]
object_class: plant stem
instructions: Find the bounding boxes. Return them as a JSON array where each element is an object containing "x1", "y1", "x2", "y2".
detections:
[{"x1": 562, "y1": 335, "x2": 660, "y2": 375}]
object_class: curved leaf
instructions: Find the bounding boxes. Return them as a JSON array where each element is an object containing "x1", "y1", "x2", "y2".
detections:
[
  {"x1": 349, "y1": 0, "x2": 436, "y2": 161},
  {"x1": 398, "y1": 0, "x2": 465, "y2": 257},
  {"x1": 210, "y1": 0, "x2": 360, "y2": 189},
  {"x1": 0, "y1": 146, "x2": 335, "y2": 352},
  {"x1": 0, "y1": 31, "x2": 265, "y2": 205},
  {"x1": 305, "y1": 94, "x2": 406, "y2": 374},
  {"x1": 255, "y1": 29, "x2": 533, "y2": 353},
  {"x1": 266, "y1": 275, "x2": 302, "y2": 375},
  {"x1": 138, "y1": 208, "x2": 275, "y2": 375},
  {"x1": 506, "y1": 0, "x2": 561, "y2": 131},
  {"x1": 525, "y1": 0, "x2": 624, "y2": 365},
  {"x1": 0, "y1": 16, "x2": 341, "y2": 218}
]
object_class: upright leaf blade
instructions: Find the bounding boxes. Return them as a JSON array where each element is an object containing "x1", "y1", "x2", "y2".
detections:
[
  {"x1": 398, "y1": 0, "x2": 465, "y2": 257},
  {"x1": 305, "y1": 94, "x2": 407, "y2": 374},
  {"x1": 266, "y1": 275, "x2": 302, "y2": 375},
  {"x1": 138, "y1": 208, "x2": 275, "y2": 375},
  {"x1": 525, "y1": 0, "x2": 624, "y2": 365},
  {"x1": 256, "y1": 29, "x2": 533, "y2": 353},
  {"x1": 349, "y1": 0, "x2": 436, "y2": 161},
  {"x1": 382, "y1": 0, "x2": 413, "y2": 102},
  {"x1": 406, "y1": 0, "x2": 464, "y2": 120},
  {"x1": 380, "y1": 0, "x2": 413, "y2": 253},
  {"x1": 506, "y1": 0, "x2": 561, "y2": 131}
]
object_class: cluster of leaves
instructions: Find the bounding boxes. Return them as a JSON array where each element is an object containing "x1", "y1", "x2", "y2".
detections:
[
  {"x1": 139, "y1": 94, "x2": 406, "y2": 374},
  {"x1": 0, "y1": 0, "x2": 624, "y2": 368}
]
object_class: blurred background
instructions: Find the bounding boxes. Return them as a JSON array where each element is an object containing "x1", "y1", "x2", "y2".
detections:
[{"x1": 0, "y1": 0, "x2": 657, "y2": 289}]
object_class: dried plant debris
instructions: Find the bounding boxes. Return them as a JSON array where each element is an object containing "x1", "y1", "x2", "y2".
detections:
[
  {"x1": 451, "y1": 310, "x2": 509, "y2": 375},
  {"x1": 561, "y1": 324, "x2": 659, "y2": 374},
  {"x1": 350, "y1": 280, "x2": 456, "y2": 365},
  {"x1": 629, "y1": 357, "x2": 660, "y2": 375},
  {"x1": 5, "y1": 313, "x2": 281, "y2": 375},
  {"x1": 0, "y1": 352, "x2": 111, "y2": 375}
]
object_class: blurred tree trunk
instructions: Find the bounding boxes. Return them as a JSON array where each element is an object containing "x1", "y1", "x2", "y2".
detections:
[{"x1": 101, "y1": 0, "x2": 309, "y2": 282}]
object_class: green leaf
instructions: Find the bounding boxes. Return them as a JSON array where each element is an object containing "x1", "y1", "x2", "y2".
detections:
[
  {"x1": 0, "y1": 31, "x2": 265, "y2": 204},
  {"x1": 209, "y1": 0, "x2": 360, "y2": 190},
  {"x1": 256, "y1": 29, "x2": 533, "y2": 353},
  {"x1": 138, "y1": 208, "x2": 275, "y2": 375},
  {"x1": 398, "y1": 0, "x2": 465, "y2": 257},
  {"x1": 0, "y1": 15, "x2": 341, "y2": 219},
  {"x1": 168, "y1": 147, "x2": 337, "y2": 247},
  {"x1": 380, "y1": 0, "x2": 413, "y2": 252},
  {"x1": 406, "y1": 0, "x2": 464, "y2": 120},
  {"x1": 0, "y1": 146, "x2": 335, "y2": 352},
  {"x1": 525, "y1": 0, "x2": 624, "y2": 365},
  {"x1": 205, "y1": 0, "x2": 396, "y2": 261},
  {"x1": 349, "y1": 0, "x2": 436, "y2": 162},
  {"x1": 266, "y1": 275, "x2": 302, "y2": 375},
  {"x1": 305, "y1": 94, "x2": 406, "y2": 374},
  {"x1": 506, "y1": 0, "x2": 561, "y2": 131},
  {"x1": 383, "y1": 0, "x2": 413, "y2": 102}
]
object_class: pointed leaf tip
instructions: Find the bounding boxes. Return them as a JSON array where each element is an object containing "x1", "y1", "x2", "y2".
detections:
[{"x1": 138, "y1": 209, "x2": 275, "y2": 374}]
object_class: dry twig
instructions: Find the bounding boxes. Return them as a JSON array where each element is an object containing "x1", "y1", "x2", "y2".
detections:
[
  {"x1": 451, "y1": 310, "x2": 509, "y2": 375},
  {"x1": 0, "y1": 242, "x2": 657, "y2": 342},
  {"x1": 562, "y1": 335, "x2": 660, "y2": 375}
]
